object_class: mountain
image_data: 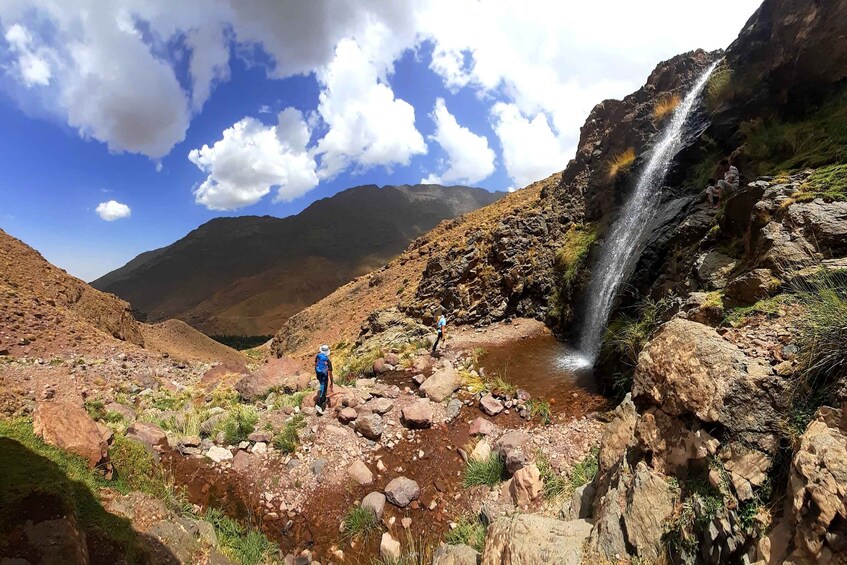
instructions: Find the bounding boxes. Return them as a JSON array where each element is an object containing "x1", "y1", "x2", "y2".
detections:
[{"x1": 92, "y1": 184, "x2": 504, "y2": 336}]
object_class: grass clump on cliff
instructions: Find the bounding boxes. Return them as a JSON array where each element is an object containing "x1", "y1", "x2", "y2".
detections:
[
  {"x1": 795, "y1": 163, "x2": 847, "y2": 202},
  {"x1": 341, "y1": 505, "x2": 381, "y2": 539},
  {"x1": 555, "y1": 224, "x2": 597, "y2": 290},
  {"x1": 653, "y1": 93, "x2": 681, "y2": 122},
  {"x1": 204, "y1": 507, "x2": 279, "y2": 565},
  {"x1": 606, "y1": 148, "x2": 636, "y2": 180},
  {"x1": 273, "y1": 414, "x2": 305, "y2": 454},
  {"x1": 705, "y1": 64, "x2": 732, "y2": 111},
  {"x1": 445, "y1": 514, "x2": 486, "y2": 552},
  {"x1": 724, "y1": 294, "x2": 794, "y2": 327},
  {"x1": 464, "y1": 452, "x2": 506, "y2": 487}
]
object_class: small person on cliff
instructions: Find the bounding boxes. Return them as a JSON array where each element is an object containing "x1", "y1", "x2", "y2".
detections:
[
  {"x1": 314, "y1": 344, "x2": 334, "y2": 415},
  {"x1": 706, "y1": 178, "x2": 720, "y2": 208},
  {"x1": 431, "y1": 311, "x2": 447, "y2": 354},
  {"x1": 706, "y1": 158, "x2": 741, "y2": 208}
]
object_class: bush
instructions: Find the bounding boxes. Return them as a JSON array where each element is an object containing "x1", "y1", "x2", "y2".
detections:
[
  {"x1": 341, "y1": 505, "x2": 380, "y2": 539},
  {"x1": 158, "y1": 408, "x2": 209, "y2": 438},
  {"x1": 796, "y1": 270, "x2": 847, "y2": 391},
  {"x1": 444, "y1": 514, "x2": 486, "y2": 552},
  {"x1": 554, "y1": 224, "x2": 597, "y2": 290},
  {"x1": 273, "y1": 414, "x2": 305, "y2": 454},
  {"x1": 215, "y1": 405, "x2": 258, "y2": 444},
  {"x1": 653, "y1": 93, "x2": 681, "y2": 122},
  {"x1": 606, "y1": 148, "x2": 636, "y2": 179},
  {"x1": 463, "y1": 453, "x2": 506, "y2": 487},
  {"x1": 705, "y1": 64, "x2": 732, "y2": 110}
]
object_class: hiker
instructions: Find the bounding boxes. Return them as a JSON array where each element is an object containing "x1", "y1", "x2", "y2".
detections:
[
  {"x1": 706, "y1": 178, "x2": 720, "y2": 208},
  {"x1": 431, "y1": 311, "x2": 447, "y2": 353},
  {"x1": 314, "y1": 344, "x2": 333, "y2": 414},
  {"x1": 718, "y1": 159, "x2": 740, "y2": 196}
]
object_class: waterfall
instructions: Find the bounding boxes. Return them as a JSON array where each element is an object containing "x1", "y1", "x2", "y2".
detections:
[{"x1": 571, "y1": 62, "x2": 718, "y2": 365}]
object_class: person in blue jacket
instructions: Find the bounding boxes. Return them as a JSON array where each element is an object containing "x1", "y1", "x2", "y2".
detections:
[
  {"x1": 314, "y1": 344, "x2": 334, "y2": 414},
  {"x1": 431, "y1": 312, "x2": 447, "y2": 354}
]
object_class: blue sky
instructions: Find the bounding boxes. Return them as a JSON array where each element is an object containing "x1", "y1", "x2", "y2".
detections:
[{"x1": 0, "y1": 0, "x2": 760, "y2": 281}]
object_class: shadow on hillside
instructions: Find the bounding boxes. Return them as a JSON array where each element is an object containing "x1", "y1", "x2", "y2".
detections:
[{"x1": 0, "y1": 438, "x2": 179, "y2": 564}]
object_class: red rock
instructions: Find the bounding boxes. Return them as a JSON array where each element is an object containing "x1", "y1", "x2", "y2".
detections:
[{"x1": 33, "y1": 402, "x2": 109, "y2": 469}]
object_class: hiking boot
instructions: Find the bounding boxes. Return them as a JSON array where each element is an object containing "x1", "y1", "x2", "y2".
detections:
[{"x1": 316, "y1": 405, "x2": 324, "y2": 415}]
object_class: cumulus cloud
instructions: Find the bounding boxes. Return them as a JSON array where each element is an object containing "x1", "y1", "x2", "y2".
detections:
[
  {"x1": 96, "y1": 200, "x2": 131, "y2": 221},
  {"x1": 422, "y1": 98, "x2": 494, "y2": 185},
  {"x1": 4, "y1": 23, "x2": 53, "y2": 87},
  {"x1": 189, "y1": 108, "x2": 318, "y2": 210},
  {"x1": 315, "y1": 39, "x2": 426, "y2": 179}
]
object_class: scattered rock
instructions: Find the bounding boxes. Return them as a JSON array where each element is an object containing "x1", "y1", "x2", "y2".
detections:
[
  {"x1": 380, "y1": 532, "x2": 401, "y2": 561},
  {"x1": 469, "y1": 417, "x2": 497, "y2": 436},
  {"x1": 338, "y1": 407, "x2": 358, "y2": 424},
  {"x1": 470, "y1": 439, "x2": 492, "y2": 462},
  {"x1": 232, "y1": 450, "x2": 254, "y2": 472},
  {"x1": 347, "y1": 460, "x2": 373, "y2": 485},
  {"x1": 361, "y1": 492, "x2": 386, "y2": 519},
  {"x1": 370, "y1": 398, "x2": 395, "y2": 414},
  {"x1": 401, "y1": 399, "x2": 433, "y2": 429},
  {"x1": 385, "y1": 477, "x2": 420, "y2": 508},
  {"x1": 206, "y1": 446, "x2": 233, "y2": 463},
  {"x1": 445, "y1": 398, "x2": 462, "y2": 421},
  {"x1": 420, "y1": 366, "x2": 462, "y2": 402},
  {"x1": 355, "y1": 413, "x2": 383, "y2": 440},
  {"x1": 479, "y1": 394, "x2": 503, "y2": 416}
]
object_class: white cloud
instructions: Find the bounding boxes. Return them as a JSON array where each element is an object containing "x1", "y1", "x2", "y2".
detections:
[
  {"x1": 188, "y1": 108, "x2": 318, "y2": 210},
  {"x1": 4, "y1": 23, "x2": 53, "y2": 87},
  {"x1": 96, "y1": 200, "x2": 131, "y2": 221},
  {"x1": 422, "y1": 98, "x2": 494, "y2": 185},
  {"x1": 315, "y1": 39, "x2": 426, "y2": 179},
  {"x1": 491, "y1": 102, "x2": 570, "y2": 188}
]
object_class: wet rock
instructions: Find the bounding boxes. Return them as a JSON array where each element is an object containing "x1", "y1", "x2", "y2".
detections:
[
  {"x1": 347, "y1": 460, "x2": 373, "y2": 485},
  {"x1": 433, "y1": 543, "x2": 479, "y2": 565},
  {"x1": 469, "y1": 417, "x2": 497, "y2": 436},
  {"x1": 445, "y1": 398, "x2": 462, "y2": 421},
  {"x1": 380, "y1": 532, "x2": 402, "y2": 560},
  {"x1": 385, "y1": 476, "x2": 420, "y2": 508},
  {"x1": 401, "y1": 399, "x2": 433, "y2": 429},
  {"x1": 33, "y1": 401, "x2": 109, "y2": 469},
  {"x1": 338, "y1": 407, "x2": 358, "y2": 424},
  {"x1": 479, "y1": 394, "x2": 503, "y2": 416},
  {"x1": 206, "y1": 446, "x2": 233, "y2": 463},
  {"x1": 509, "y1": 464, "x2": 542, "y2": 507},
  {"x1": 420, "y1": 366, "x2": 462, "y2": 402},
  {"x1": 355, "y1": 413, "x2": 383, "y2": 440},
  {"x1": 482, "y1": 514, "x2": 592, "y2": 565},
  {"x1": 361, "y1": 492, "x2": 386, "y2": 519}
]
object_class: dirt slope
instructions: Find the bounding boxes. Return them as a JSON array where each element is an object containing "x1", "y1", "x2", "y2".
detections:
[
  {"x1": 92, "y1": 184, "x2": 505, "y2": 336},
  {"x1": 140, "y1": 320, "x2": 247, "y2": 366}
]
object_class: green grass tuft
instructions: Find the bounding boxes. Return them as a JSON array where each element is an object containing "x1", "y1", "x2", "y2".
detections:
[
  {"x1": 724, "y1": 294, "x2": 794, "y2": 327},
  {"x1": 526, "y1": 399, "x2": 552, "y2": 425},
  {"x1": 463, "y1": 453, "x2": 506, "y2": 488},
  {"x1": 796, "y1": 163, "x2": 847, "y2": 202},
  {"x1": 204, "y1": 507, "x2": 279, "y2": 565},
  {"x1": 273, "y1": 414, "x2": 305, "y2": 454},
  {"x1": 444, "y1": 514, "x2": 486, "y2": 552},
  {"x1": 570, "y1": 447, "x2": 599, "y2": 491},
  {"x1": 215, "y1": 405, "x2": 258, "y2": 444},
  {"x1": 536, "y1": 453, "x2": 569, "y2": 500},
  {"x1": 555, "y1": 224, "x2": 597, "y2": 291},
  {"x1": 341, "y1": 505, "x2": 381, "y2": 539}
]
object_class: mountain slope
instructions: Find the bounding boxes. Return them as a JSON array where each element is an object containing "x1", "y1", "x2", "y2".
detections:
[{"x1": 92, "y1": 184, "x2": 504, "y2": 336}]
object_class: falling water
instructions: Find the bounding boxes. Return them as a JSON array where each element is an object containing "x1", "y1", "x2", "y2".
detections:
[{"x1": 569, "y1": 62, "x2": 719, "y2": 366}]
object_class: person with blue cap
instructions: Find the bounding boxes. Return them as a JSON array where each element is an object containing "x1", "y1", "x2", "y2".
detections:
[{"x1": 314, "y1": 344, "x2": 334, "y2": 415}]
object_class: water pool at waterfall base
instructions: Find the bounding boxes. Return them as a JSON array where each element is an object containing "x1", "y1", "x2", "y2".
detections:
[{"x1": 479, "y1": 333, "x2": 608, "y2": 416}]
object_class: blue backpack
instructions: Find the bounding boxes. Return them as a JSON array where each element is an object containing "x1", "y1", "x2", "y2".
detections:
[{"x1": 316, "y1": 352, "x2": 330, "y2": 373}]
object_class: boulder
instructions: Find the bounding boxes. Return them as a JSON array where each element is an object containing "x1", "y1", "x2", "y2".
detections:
[
  {"x1": 633, "y1": 319, "x2": 786, "y2": 443},
  {"x1": 622, "y1": 462, "x2": 676, "y2": 562},
  {"x1": 482, "y1": 515, "x2": 592, "y2": 565},
  {"x1": 469, "y1": 417, "x2": 497, "y2": 436},
  {"x1": 787, "y1": 200, "x2": 847, "y2": 258},
  {"x1": 470, "y1": 440, "x2": 492, "y2": 462},
  {"x1": 361, "y1": 492, "x2": 386, "y2": 519},
  {"x1": 373, "y1": 358, "x2": 388, "y2": 374},
  {"x1": 420, "y1": 366, "x2": 462, "y2": 402},
  {"x1": 380, "y1": 532, "x2": 401, "y2": 561},
  {"x1": 401, "y1": 399, "x2": 434, "y2": 429},
  {"x1": 347, "y1": 460, "x2": 373, "y2": 486},
  {"x1": 384, "y1": 476, "x2": 420, "y2": 508},
  {"x1": 496, "y1": 430, "x2": 531, "y2": 475},
  {"x1": 509, "y1": 464, "x2": 542, "y2": 507},
  {"x1": 479, "y1": 394, "x2": 504, "y2": 416},
  {"x1": 369, "y1": 398, "x2": 395, "y2": 415},
  {"x1": 445, "y1": 398, "x2": 463, "y2": 422},
  {"x1": 355, "y1": 413, "x2": 383, "y2": 440},
  {"x1": 694, "y1": 250, "x2": 737, "y2": 289},
  {"x1": 235, "y1": 357, "x2": 309, "y2": 401},
  {"x1": 33, "y1": 402, "x2": 109, "y2": 469},
  {"x1": 560, "y1": 483, "x2": 595, "y2": 521},
  {"x1": 126, "y1": 421, "x2": 168, "y2": 451},
  {"x1": 206, "y1": 446, "x2": 233, "y2": 463},
  {"x1": 338, "y1": 407, "x2": 358, "y2": 424},
  {"x1": 433, "y1": 543, "x2": 479, "y2": 565},
  {"x1": 723, "y1": 268, "x2": 780, "y2": 307},
  {"x1": 232, "y1": 450, "x2": 254, "y2": 472},
  {"x1": 598, "y1": 395, "x2": 637, "y2": 475},
  {"x1": 22, "y1": 515, "x2": 89, "y2": 564}
]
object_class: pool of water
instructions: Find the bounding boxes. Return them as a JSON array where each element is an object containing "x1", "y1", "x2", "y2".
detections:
[{"x1": 479, "y1": 333, "x2": 608, "y2": 416}]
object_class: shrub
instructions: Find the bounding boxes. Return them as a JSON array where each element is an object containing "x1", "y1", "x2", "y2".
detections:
[
  {"x1": 653, "y1": 93, "x2": 681, "y2": 122},
  {"x1": 215, "y1": 405, "x2": 258, "y2": 444},
  {"x1": 795, "y1": 270, "x2": 847, "y2": 391},
  {"x1": 204, "y1": 507, "x2": 278, "y2": 565},
  {"x1": 275, "y1": 390, "x2": 310, "y2": 410},
  {"x1": 602, "y1": 297, "x2": 672, "y2": 369},
  {"x1": 570, "y1": 447, "x2": 599, "y2": 491},
  {"x1": 158, "y1": 408, "x2": 209, "y2": 438},
  {"x1": 444, "y1": 514, "x2": 486, "y2": 552},
  {"x1": 341, "y1": 505, "x2": 380, "y2": 539},
  {"x1": 705, "y1": 64, "x2": 732, "y2": 110},
  {"x1": 555, "y1": 224, "x2": 597, "y2": 290},
  {"x1": 273, "y1": 414, "x2": 305, "y2": 454},
  {"x1": 463, "y1": 453, "x2": 506, "y2": 487},
  {"x1": 110, "y1": 435, "x2": 166, "y2": 498},
  {"x1": 606, "y1": 147, "x2": 636, "y2": 179}
]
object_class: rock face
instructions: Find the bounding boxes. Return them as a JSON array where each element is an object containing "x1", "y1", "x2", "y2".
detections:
[
  {"x1": 401, "y1": 399, "x2": 434, "y2": 428},
  {"x1": 235, "y1": 357, "x2": 309, "y2": 401},
  {"x1": 633, "y1": 318, "x2": 786, "y2": 443},
  {"x1": 420, "y1": 366, "x2": 462, "y2": 402},
  {"x1": 622, "y1": 462, "x2": 676, "y2": 562},
  {"x1": 384, "y1": 477, "x2": 420, "y2": 508},
  {"x1": 482, "y1": 515, "x2": 593, "y2": 565},
  {"x1": 33, "y1": 402, "x2": 109, "y2": 470}
]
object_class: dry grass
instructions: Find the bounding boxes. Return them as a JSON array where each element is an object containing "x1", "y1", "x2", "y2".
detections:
[
  {"x1": 653, "y1": 93, "x2": 681, "y2": 122},
  {"x1": 607, "y1": 148, "x2": 636, "y2": 179}
]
